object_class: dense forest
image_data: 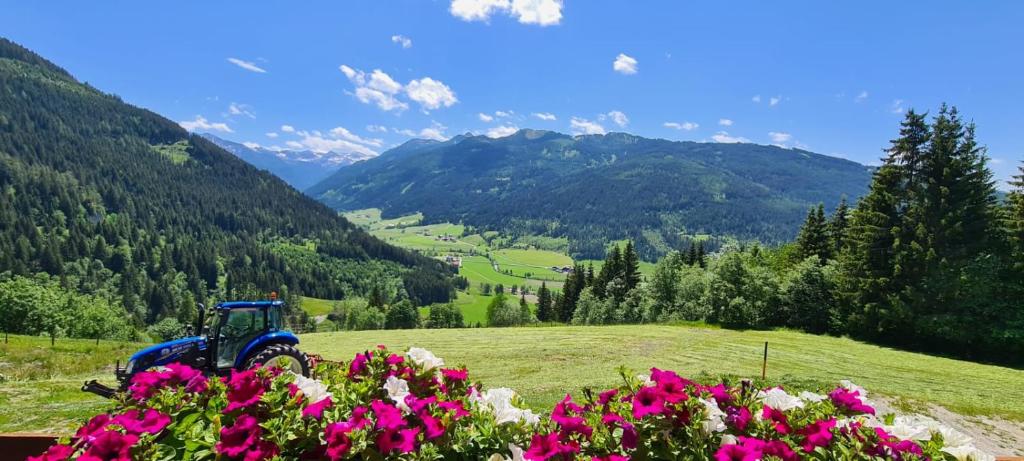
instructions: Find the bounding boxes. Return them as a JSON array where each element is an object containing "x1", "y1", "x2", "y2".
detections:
[
  {"x1": 0, "y1": 39, "x2": 454, "y2": 340},
  {"x1": 532, "y1": 106, "x2": 1024, "y2": 365},
  {"x1": 307, "y1": 129, "x2": 874, "y2": 260}
]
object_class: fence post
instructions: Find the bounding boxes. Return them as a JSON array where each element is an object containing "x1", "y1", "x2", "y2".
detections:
[{"x1": 761, "y1": 341, "x2": 768, "y2": 380}]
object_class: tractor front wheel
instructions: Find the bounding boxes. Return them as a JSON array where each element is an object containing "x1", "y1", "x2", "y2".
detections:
[{"x1": 247, "y1": 344, "x2": 310, "y2": 377}]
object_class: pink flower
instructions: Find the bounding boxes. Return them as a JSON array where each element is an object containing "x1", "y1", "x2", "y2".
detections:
[
  {"x1": 714, "y1": 442, "x2": 761, "y2": 461},
  {"x1": 376, "y1": 427, "x2": 420, "y2": 454},
  {"x1": 27, "y1": 444, "x2": 75, "y2": 461},
  {"x1": 77, "y1": 430, "x2": 138, "y2": 461},
  {"x1": 405, "y1": 394, "x2": 437, "y2": 414},
  {"x1": 524, "y1": 432, "x2": 574, "y2": 461},
  {"x1": 75, "y1": 414, "x2": 112, "y2": 441},
  {"x1": 420, "y1": 413, "x2": 446, "y2": 440},
  {"x1": 302, "y1": 396, "x2": 334, "y2": 420},
  {"x1": 438, "y1": 400, "x2": 470, "y2": 419},
  {"x1": 601, "y1": 413, "x2": 637, "y2": 450},
  {"x1": 707, "y1": 384, "x2": 733, "y2": 405},
  {"x1": 241, "y1": 440, "x2": 279, "y2": 461},
  {"x1": 592, "y1": 455, "x2": 630, "y2": 461},
  {"x1": 165, "y1": 363, "x2": 208, "y2": 393},
  {"x1": 128, "y1": 371, "x2": 165, "y2": 401},
  {"x1": 761, "y1": 407, "x2": 792, "y2": 434},
  {"x1": 441, "y1": 367, "x2": 468, "y2": 381},
  {"x1": 726, "y1": 406, "x2": 751, "y2": 431},
  {"x1": 348, "y1": 406, "x2": 372, "y2": 430},
  {"x1": 111, "y1": 409, "x2": 171, "y2": 435},
  {"x1": 386, "y1": 354, "x2": 405, "y2": 366},
  {"x1": 829, "y1": 388, "x2": 875, "y2": 415},
  {"x1": 761, "y1": 439, "x2": 798, "y2": 461},
  {"x1": 650, "y1": 368, "x2": 690, "y2": 403},
  {"x1": 224, "y1": 369, "x2": 266, "y2": 413},
  {"x1": 324, "y1": 422, "x2": 353, "y2": 460},
  {"x1": 631, "y1": 387, "x2": 666, "y2": 419},
  {"x1": 371, "y1": 399, "x2": 407, "y2": 430},
  {"x1": 216, "y1": 414, "x2": 262, "y2": 458},
  {"x1": 597, "y1": 389, "x2": 619, "y2": 406},
  {"x1": 798, "y1": 418, "x2": 836, "y2": 452},
  {"x1": 348, "y1": 352, "x2": 371, "y2": 379},
  {"x1": 552, "y1": 394, "x2": 592, "y2": 438}
]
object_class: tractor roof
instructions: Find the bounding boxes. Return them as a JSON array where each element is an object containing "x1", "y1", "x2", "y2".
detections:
[{"x1": 216, "y1": 300, "x2": 284, "y2": 310}]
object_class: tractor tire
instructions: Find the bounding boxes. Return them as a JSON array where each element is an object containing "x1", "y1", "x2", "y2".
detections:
[{"x1": 246, "y1": 344, "x2": 310, "y2": 377}]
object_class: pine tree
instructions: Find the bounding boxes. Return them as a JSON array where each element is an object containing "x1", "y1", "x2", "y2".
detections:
[
  {"x1": 368, "y1": 284, "x2": 386, "y2": 310},
  {"x1": 585, "y1": 263, "x2": 595, "y2": 288},
  {"x1": 686, "y1": 243, "x2": 698, "y2": 266},
  {"x1": 828, "y1": 197, "x2": 849, "y2": 254},
  {"x1": 1006, "y1": 163, "x2": 1024, "y2": 270},
  {"x1": 536, "y1": 282, "x2": 553, "y2": 321},
  {"x1": 557, "y1": 263, "x2": 586, "y2": 322},
  {"x1": 594, "y1": 245, "x2": 622, "y2": 299},
  {"x1": 696, "y1": 242, "x2": 706, "y2": 268},
  {"x1": 796, "y1": 204, "x2": 830, "y2": 262},
  {"x1": 622, "y1": 240, "x2": 641, "y2": 290}
]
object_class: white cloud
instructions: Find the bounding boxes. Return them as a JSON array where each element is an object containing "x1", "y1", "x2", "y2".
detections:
[
  {"x1": 487, "y1": 125, "x2": 519, "y2": 138},
  {"x1": 711, "y1": 131, "x2": 749, "y2": 143},
  {"x1": 752, "y1": 95, "x2": 761, "y2": 103},
  {"x1": 243, "y1": 141, "x2": 261, "y2": 150},
  {"x1": 354, "y1": 87, "x2": 409, "y2": 112},
  {"x1": 602, "y1": 110, "x2": 629, "y2": 127},
  {"x1": 613, "y1": 53, "x2": 638, "y2": 75},
  {"x1": 368, "y1": 70, "x2": 403, "y2": 94},
  {"x1": 330, "y1": 126, "x2": 384, "y2": 147},
  {"x1": 281, "y1": 125, "x2": 295, "y2": 133},
  {"x1": 532, "y1": 112, "x2": 556, "y2": 121},
  {"x1": 494, "y1": 110, "x2": 513, "y2": 117},
  {"x1": 289, "y1": 130, "x2": 378, "y2": 157},
  {"x1": 266, "y1": 132, "x2": 279, "y2": 138},
  {"x1": 769, "y1": 95, "x2": 782, "y2": 106},
  {"x1": 405, "y1": 77, "x2": 458, "y2": 111},
  {"x1": 891, "y1": 99, "x2": 905, "y2": 114},
  {"x1": 179, "y1": 115, "x2": 232, "y2": 133},
  {"x1": 366, "y1": 125, "x2": 388, "y2": 133},
  {"x1": 664, "y1": 121, "x2": 699, "y2": 131},
  {"x1": 227, "y1": 102, "x2": 255, "y2": 118},
  {"x1": 768, "y1": 131, "x2": 792, "y2": 144},
  {"x1": 855, "y1": 90, "x2": 869, "y2": 103},
  {"x1": 570, "y1": 117, "x2": 606, "y2": 135},
  {"x1": 449, "y1": 0, "x2": 562, "y2": 26},
  {"x1": 719, "y1": 118, "x2": 734, "y2": 127},
  {"x1": 395, "y1": 122, "x2": 450, "y2": 142},
  {"x1": 478, "y1": 113, "x2": 495, "y2": 122},
  {"x1": 226, "y1": 58, "x2": 266, "y2": 73},
  {"x1": 510, "y1": 0, "x2": 563, "y2": 26},
  {"x1": 391, "y1": 35, "x2": 413, "y2": 49}
]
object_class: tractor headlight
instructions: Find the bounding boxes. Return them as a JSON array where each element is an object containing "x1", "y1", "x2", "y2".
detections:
[{"x1": 125, "y1": 359, "x2": 136, "y2": 375}]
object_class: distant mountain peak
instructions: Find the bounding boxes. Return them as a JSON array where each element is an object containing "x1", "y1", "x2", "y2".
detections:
[{"x1": 202, "y1": 134, "x2": 374, "y2": 190}]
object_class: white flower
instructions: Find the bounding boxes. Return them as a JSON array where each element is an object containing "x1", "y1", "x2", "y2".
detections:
[
  {"x1": 937, "y1": 425, "x2": 973, "y2": 448},
  {"x1": 798, "y1": 391, "x2": 826, "y2": 403},
  {"x1": 719, "y1": 434, "x2": 738, "y2": 447},
  {"x1": 942, "y1": 445, "x2": 994, "y2": 461},
  {"x1": 882, "y1": 421, "x2": 931, "y2": 441},
  {"x1": 290, "y1": 372, "x2": 332, "y2": 403},
  {"x1": 407, "y1": 347, "x2": 444, "y2": 371},
  {"x1": 636, "y1": 374, "x2": 654, "y2": 386},
  {"x1": 476, "y1": 388, "x2": 536, "y2": 425},
  {"x1": 520, "y1": 409, "x2": 540, "y2": 426},
  {"x1": 840, "y1": 379, "x2": 867, "y2": 397},
  {"x1": 699, "y1": 398, "x2": 727, "y2": 434},
  {"x1": 507, "y1": 444, "x2": 526, "y2": 461},
  {"x1": 759, "y1": 388, "x2": 805, "y2": 411}
]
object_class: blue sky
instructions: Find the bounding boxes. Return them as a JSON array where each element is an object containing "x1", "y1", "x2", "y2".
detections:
[{"x1": 2, "y1": 1, "x2": 1022, "y2": 187}]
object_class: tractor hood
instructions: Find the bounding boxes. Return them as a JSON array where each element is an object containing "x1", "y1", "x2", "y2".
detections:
[{"x1": 130, "y1": 336, "x2": 206, "y2": 363}]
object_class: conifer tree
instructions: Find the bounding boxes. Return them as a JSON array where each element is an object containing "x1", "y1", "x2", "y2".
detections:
[
  {"x1": 1006, "y1": 163, "x2": 1024, "y2": 270},
  {"x1": 686, "y1": 243, "x2": 698, "y2": 266},
  {"x1": 696, "y1": 242, "x2": 706, "y2": 268},
  {"x1": 594, "y1": 245, "x2": 622, "y2": 299},
  {"x1": 796, "y1": 203, "x2": 830, "y2": 263},
  {"x1": 828, "y1": 197, "x2": 849, "y2": 254},
  {"x1": 585, "y1": 263, "x2": 595, "y2": 288},
  {"x1": 536, "y1": 282, "x2": 553, "y2": 322},
  {"x1": 622, "y1": 240, "x2": 642, "y2": 290}
]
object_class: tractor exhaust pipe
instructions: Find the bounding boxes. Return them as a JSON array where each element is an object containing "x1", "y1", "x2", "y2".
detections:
[{"x1": 81, "y1": 380, "x2": 118, "y2": 399}]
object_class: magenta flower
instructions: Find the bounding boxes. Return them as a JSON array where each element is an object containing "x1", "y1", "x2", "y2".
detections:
[
  {"x1": 348, "y1": 352, "x2": 371, "y2": 379},
  {"x1": 165, "y1": 363, "x2": 208, "y2": 393},
  {"x1": 761, "y1": 439, "x2": 798, "y2": 461},
  {"x1": 303, "y1": 396, "x2": 334, "y2": 420},
  {"x1": 650, "y1": 368, "x2": 690, "y2": 403},
  {"x1": 77, "y1": 430, "x2": 138, "y2": 461},
  {"x1": 324, "y1": 422, "x2": 353, "y2": 460},
  {"x1": 631, "y1": 386, "x2": 666, "y2": 419},
  {"x1": 27, "y1": 444, "x2": 75, "y2": 461},
  {"x1": 376, "y1": 427, "x2": 421, "y2": 454},
  {"x1": 707, "y1": 383, "x2": 733, "y2": 405},
  {"x1": 348, "y1": 405, "x2": 372, "y2": 430},
  {"x1": 111, "y1": 409, "x2": 171, "y2": 435},
  {"x1": 420, "y1": 412, "x2": 446, "y2": 440},
  {"x1": 726, "y1": 406, "x2": 752, "y2": 431},
  {"x1": 597, "y1": 389, "x2": 619, "y2": 406},
  {"x1": 525, "y1": 432, "x2": 572, "y2": 461},
  {"x1": 75, "y1": 413, "x2": 112, "y2": 441},
  {"x1": 714, "y1": 442, "x2": 761, "y2": 461},
  {"x1": 761, "y1": 406, "x2": 792, "y2": 434},
  {"x1": 371, "y1": 399, "x2": 407, "y2": 430},
  {"x1": 128, "y1": 371, "x2": 165, "y2": 401},
  {"x1": 829, "y1": 388, "x2": 875, "y2": 415},
  {"x1": 798, "y1": 417, "x2": 836, "y2": 452},
  {"x1": 592, "y1": 455, "x2": 630, "y2": 461},
  {"x1": 216, "y1": 414, "x2": 262, "y2": 458},
  {"x1": 441, "y1": 367, "x2": 468, "y2": 382},
  {"x1": 404, "y1": 394, "x2": 437, "y2": 415},
  {"x1": 224, "y1": 369, "x2": 266, "y2": 413},
  {"x1": 385, "y1": 353, "x2": 405, "y2": 366},
  {"x1": 438, "y1": 400, "x2": 470, "y2": 419}
]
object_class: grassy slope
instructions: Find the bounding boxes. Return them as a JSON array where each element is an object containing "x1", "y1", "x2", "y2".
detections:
[
  {"x1": 0, "y1": 336, "x2": 145, "y2": 432},
  {"x1": 299, "y1": 296, "x2": 336, "y2": 317},
  {"x1": 300, "y1": 325, "x2": 1024, "y2": 420}
]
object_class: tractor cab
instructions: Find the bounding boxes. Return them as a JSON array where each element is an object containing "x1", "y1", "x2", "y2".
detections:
[{"x1": 83, "y1": 297, "x2": 309, "y2": 398}]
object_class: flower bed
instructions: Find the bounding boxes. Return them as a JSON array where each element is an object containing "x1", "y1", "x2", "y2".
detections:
[{"x1": 31, "y1": 346, "x2": 993, "y2": 461}]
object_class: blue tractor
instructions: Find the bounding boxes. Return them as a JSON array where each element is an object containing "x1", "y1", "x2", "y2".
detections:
[{"x1": 83, "y1": 299, "x2": 310, "y2": 398}]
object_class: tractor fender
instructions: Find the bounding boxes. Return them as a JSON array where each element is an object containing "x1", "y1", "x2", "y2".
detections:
[{"x1": 235, "y1": 331, "x2": 300, "y2": 369}]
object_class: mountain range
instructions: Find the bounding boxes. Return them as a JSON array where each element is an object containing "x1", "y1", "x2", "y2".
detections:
[
  {"x1": 0, "y1": 38, "x2": 454, "y2": 325},
  {"x1": 203, "y1": 134, "x2": 375, "y2": 190},
  {"x1": 307, "y1": 129, "x2": 874, "y2": 260}
]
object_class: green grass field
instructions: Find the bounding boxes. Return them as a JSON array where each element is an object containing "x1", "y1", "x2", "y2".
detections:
[
  {"x1": 299, "y1": 296, "x2": 336, "y2": 317},
  {"x1": 300, "y1": 325, "x2": 1024, "y2": 420},
  {"x1": 0, "y1": 335, "x2": 145, "y2": 433}
]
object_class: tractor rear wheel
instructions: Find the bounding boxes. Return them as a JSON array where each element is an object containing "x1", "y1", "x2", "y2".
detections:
[{"x1": 247, "y1": 344, "x2": 310, "y2": 377}]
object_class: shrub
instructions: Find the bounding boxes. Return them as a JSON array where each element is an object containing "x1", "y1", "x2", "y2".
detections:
[{"x1": 32, "y1": 347, "x2": 992, "y2": 461}]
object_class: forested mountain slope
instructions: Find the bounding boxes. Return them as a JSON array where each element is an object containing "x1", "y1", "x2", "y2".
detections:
[
  {"x1": 308, "y1": 129, "x2": 874, "y2": 260},
  {"x1": 0, "y1": 38, "x2": 454, "y2": 328}
]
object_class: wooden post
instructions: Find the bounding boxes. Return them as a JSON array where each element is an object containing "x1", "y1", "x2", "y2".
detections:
[{"x1": 761, "y1": 341, "x2": 768, "y2": 380}]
